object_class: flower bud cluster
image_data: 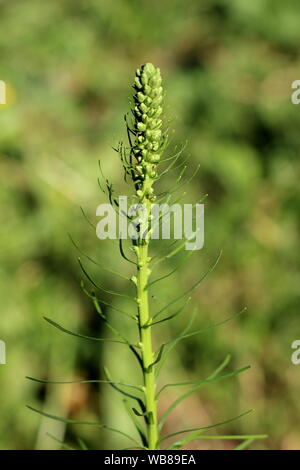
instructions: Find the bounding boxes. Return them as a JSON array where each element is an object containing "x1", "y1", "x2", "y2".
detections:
[{"x1": 132, "y1": 63, "x2": 163, "y2": 198}]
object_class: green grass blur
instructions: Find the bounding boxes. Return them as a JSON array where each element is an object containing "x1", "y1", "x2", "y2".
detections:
[{"x1": 1, "y1": 0, "x2": 300, "y2": 450}]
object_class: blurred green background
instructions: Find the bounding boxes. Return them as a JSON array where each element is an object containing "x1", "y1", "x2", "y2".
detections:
[{"x1": 1, "y1": 0, "x2": 300, "y2": 450}]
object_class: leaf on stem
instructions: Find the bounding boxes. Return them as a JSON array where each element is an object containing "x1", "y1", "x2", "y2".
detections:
[
  {"x1": 153, "y1": 251, "x2": 222, "y2": 319},
  {"x1": 155, "y1": 308, "x2": 198, "y2": 377},
  {"x1": 80, "y1": 282, "x2": 135, "y2": 320},
  {"x1": 145, "y1": 253, "x2": 193, "y2": 290},
  {"x1": 103, "y1": 367, "x2": 147, "y2": 419},
  {"x1": 69, "y1": 234, "x2": 129, "y2": 281},
  {"x1": 27, "y1": 406, "x2": 140, "y2": 446},
  {"x1": 161, "y1": 409, "x2": 254, "y2": 448},
  {"x1": 119, "y1": 238, "x2": 136, "y2": 265},
  {"x1": 158, "y1": 365, "x2": 250, "y2": 429},
  {"x1": 26, "y1": 376, "x2": 143, "y2": 392},
  {"x1": 123, "y1": 399, "x2": 148, "y2": 448},
  {"x1": 78, "y1": 258, "x2": 135, "y2": 300},
  {"x1": 146, "y1": 299, "x2": 191, "y2": 328},
  {"x1": 166, "y1": 307, "x2": 247, "y2": 343},
  {"x1": 44, "y1": 317, "x2": 128, "y2": 344}
]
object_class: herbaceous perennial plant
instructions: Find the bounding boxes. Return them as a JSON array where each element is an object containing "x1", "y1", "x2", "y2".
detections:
[{"x1": 27, "y1": 63, "x2": 266, "y2": 450}]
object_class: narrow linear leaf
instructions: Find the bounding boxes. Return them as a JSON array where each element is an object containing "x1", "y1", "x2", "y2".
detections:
[
  {"x1": 27, "y1": 406, "x2": 140, "y2": 446},
  {"x1": 161, "y1": 409, "x2": 254, "y2": 447},
  {"x1": 90, "y1": 292, "x2": 141, "y2": 368},
  {"x1": 159, "y1": 141, "x2": 188, "y2": 169},
  {"x1": 234, "y1": 438, "x2": 255, "y2": 450},
  {"x1": 81, "y1": 282, "x2": 135, "y2": 320},
  {"x1": 155, "y1": 311, "x2": 244, "y2": 380},
  {"x1": 132, "y1": 408, "x2": 148, "y2": 417},
  {"x1": 152, "y1": 235, "x2": 196, "y2": 269},
  {"x1": 147, "y1": 344, "x2": 166, "y2": 371},
  {"x1": 46, "y1": 433, "x2": 76, "y2": 450},
  {"x1": 44, "y1": 317, "x2": 128, "y2": 344},
  {"x1": 153, "y1": 251, "x2": 222, "y2": 319},
  {"x1": 157, "y1": 354, "x2": 231, "y2": 397},
  {"x1": 78, "y1": 258, "x2": 135, "y2": 300},
  {"x1": 26, "y1": 376, "x2": 142, "y2": 392},
  {"x1": 119, "y1": 238, "x2": 136, "y2": 265},
  {"x1": 146, "y1": 299, "x2": 191, "y2": 328},
  {"x1": 159, "y1": 365, "x2": 250, "y2": 428},
  {"x1": 103, "y1": 367, "x2": 147, "y2": 419},
  {"x1": 156, "y1": 308, "x2": 198, "y2": 377},
  {"x1": 91, "y1": 295, "x2": 139, "y2": 358},
  {"x1": 158, "y1": 163, "x2": 201, "y2": 200},
  {"x1": 80, "y1": 206, "x2": 96, "y2": 229},
  {"x1": 69, "y1": 234, "x2": 129, "y2": 281},
  {"x1": 165, "y1": 307, "x2": 247, "y2": 344},
  {"x1": 123, "y1": 399, "x2": 148, "y2": 448},
  {"x1": 77, "y1": 438, "x2": 88, "y2": 450},
  {"x1": 90, "y1": 292, "x2": 142, "y2": 369},
  {"x1": 146, "y1": 252, "x2": 193, "y2": 290}
]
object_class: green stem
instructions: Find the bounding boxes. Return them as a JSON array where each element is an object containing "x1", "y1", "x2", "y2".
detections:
[
  {"x1": 131, "y1": 63, "x2": 163, "y2": 450},
  {"x1": 136, "y1": 197, "x2": 158, "y2": 450}
]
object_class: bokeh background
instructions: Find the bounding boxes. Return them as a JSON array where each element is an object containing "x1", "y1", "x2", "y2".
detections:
[{"x1": 1, "y1": 0, "x2": 300, "y2": 450}]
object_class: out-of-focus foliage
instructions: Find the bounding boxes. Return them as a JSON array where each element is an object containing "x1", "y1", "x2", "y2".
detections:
[{"x1": 0, "y1": 0, "x2": 299, "y2": 450}]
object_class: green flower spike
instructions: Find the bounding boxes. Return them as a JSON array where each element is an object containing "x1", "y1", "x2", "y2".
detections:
[{"x1": 132, "y1": 63, "x2": 163, "y2": 201}]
